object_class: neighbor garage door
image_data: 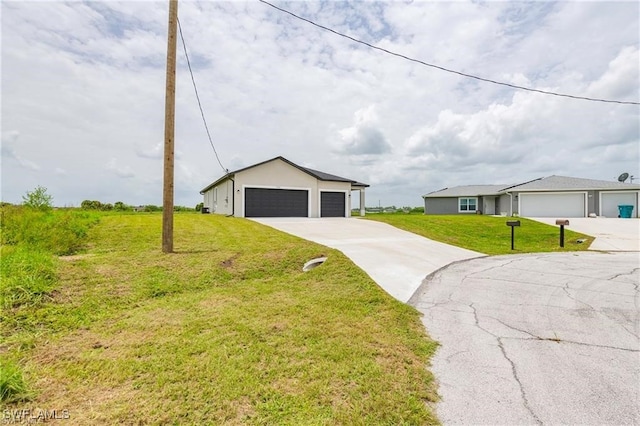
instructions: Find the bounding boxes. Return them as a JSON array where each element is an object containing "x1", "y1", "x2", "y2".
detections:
[
  {"x1": 320, "y1": 192, "x2": 346, "y2": 217},
  {"x1": 244, "y1": 188, "x2": 308, "y2": 217},
  {"x1": 519, "y1": 193, "x2": 585, "y2": 217},
  {"x1": 601, "y1": 192, "x2": 637, "y2": 218}
]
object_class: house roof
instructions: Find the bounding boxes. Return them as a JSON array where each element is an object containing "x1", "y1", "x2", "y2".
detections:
[
  {"x1": 423, "y1": 184, "x2": 511, "y2": 198},
  {"x1": 200, "y1": 156, "x2": 369, "y2": 193},
  {"x1": 423, "y1": 175, "x2": 640, "y2": 198},
  {"x1": 506, "y1": 175, "x2": 640, "y2": 192}
]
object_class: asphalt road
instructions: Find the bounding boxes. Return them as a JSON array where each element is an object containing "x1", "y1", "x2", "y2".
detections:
[{"x1": 410, "y1": 251, "x2": 640, "y2": 425}]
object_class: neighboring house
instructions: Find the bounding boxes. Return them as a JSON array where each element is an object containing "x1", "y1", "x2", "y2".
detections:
[
  {"x1": 199, "y1": 156, "x2": 369, "y2": 218},
  {"x1": 423, "y1": 175, "x2": 640, "y2": 218}
]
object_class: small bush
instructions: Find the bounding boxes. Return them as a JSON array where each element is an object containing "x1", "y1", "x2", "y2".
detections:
[
  {"x1": 21, "y1": 186, "x2": 53, "y2": 211},
  {"x1": 0, "y1": 359, "x2": 30, "y2": 403}
]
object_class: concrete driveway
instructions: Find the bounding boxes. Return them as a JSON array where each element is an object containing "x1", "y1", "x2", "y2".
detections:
[
  {"x1": 410, "y1": 252, "x2": 640, "y2": 425},
  {"x1": 252, "y1": 217, "x2": 482, "y2": 302},
  {"x1": 530, "y1": 217, "x2": 640, "y2": 251}
]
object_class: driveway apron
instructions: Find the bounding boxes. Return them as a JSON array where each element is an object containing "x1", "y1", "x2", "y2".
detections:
[
  {"x1": 252, "y1": 217, "x2": 482, "y2": 302},
  {"x1": 410, "y1": 251, "x2": 640, "y2": 425},
  {"x1": 529, "y1": 217, "x2": 640, "y2": 251}
]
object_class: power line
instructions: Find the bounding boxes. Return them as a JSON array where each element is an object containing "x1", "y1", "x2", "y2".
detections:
[
  {"x1": 177, "y1": 17, "x2": 228, "y2": 173},
  {"x1": 259, "y1": 0, "x2": 640, "y2": 106}
]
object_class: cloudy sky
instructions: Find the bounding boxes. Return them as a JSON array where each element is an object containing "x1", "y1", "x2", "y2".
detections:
[{"x1": 2, "y1": 1, "x2": 638, "y2": 208}]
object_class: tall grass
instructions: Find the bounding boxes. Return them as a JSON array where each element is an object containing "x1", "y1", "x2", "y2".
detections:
[
  {"x1": 0, "y1": 359, "x2": 30, "y2": 403},
  {"x1": 0, "y1": 205, "x2": 99, "y2": 403},
  {"x1": 1, "y1": 206, "x2": 99, "y2": 255}
]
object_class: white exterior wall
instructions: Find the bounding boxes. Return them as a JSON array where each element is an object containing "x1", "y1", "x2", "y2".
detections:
[
  {"x1": 235, "y1": 160, "x2": 317, "y2": 218},
  {"x1": 204, "y1": 158, "x2": 356, "y2": 218},
  {"x1": 202, "y1": 179, "x2": 233, "y2": 215}
]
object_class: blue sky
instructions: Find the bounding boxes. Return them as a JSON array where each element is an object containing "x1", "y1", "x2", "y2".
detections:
[{"x1": 2, "y1": 1, "x2": 638, "y2": 207}]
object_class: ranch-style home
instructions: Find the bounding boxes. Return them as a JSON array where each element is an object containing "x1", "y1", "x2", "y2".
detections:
[
  {"x1": 200, "y1": 156, "x2": 369, "y2": 218},
  {"x1": 423, "y1": 175, "x2": 640, "y2": 218}
]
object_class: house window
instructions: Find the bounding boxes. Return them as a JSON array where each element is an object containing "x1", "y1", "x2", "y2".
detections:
[{"x1": 459, "y1": 197, "x2": 477, "y2": 212}]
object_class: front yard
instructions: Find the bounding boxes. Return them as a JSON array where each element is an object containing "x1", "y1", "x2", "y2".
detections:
[
  {"x1": 2, "y1": 213, "x2": 438, "y2": 424},
  {"x1": 365, "y1": 213, "x2": 594, "y2": 255}
]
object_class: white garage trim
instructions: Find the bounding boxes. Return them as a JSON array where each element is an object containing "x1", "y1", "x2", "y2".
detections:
[
  {"x1": 319, "y1": 190, "x2": 349, "y2": 218},
  {"x1": 241, "y1": 184, "x2": 312, "y2": 218},
  {"x1": 599, "y1": 191, "x2": 639, "y2": 218},
  {"x1": 518, "y1": 192, "x2": 587, "y2": 218}
]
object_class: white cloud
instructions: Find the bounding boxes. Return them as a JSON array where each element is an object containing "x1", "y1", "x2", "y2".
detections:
[
  {"x1": 1, "y1": 1, "x2": 638, "y2": 207},
  {"x1": 106, "y1": 158, "x2": 134, "y2": 178},
  {"x1": 1, "y1": 131, "x2": 40, "y2": 171},
  {"x1": 136, "y1": 142, "x2": 163, "y2": 159},
  {"x1": 334, "y1": 105, "x2": 392, "y2": 156},
  {"x1": 587, "y1": 46, "x2": 639, "y2": 102}
]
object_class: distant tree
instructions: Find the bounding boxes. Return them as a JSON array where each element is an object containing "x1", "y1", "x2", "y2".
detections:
[
  {"x1": 81, "y1": 200, "x2": 103, "y2": 210},
  {"x1": 22, "y1": 186, "x2": 53, "y2": 211},
  {"x1": 195, "y1": 202, "x2": 204, "y2": 212},
  {"x1": 114, "y1": 201, "x2": 127, "y2": 211},
  {"x1": 102, "y1": 203, "x2": 113, "y2": 211}
]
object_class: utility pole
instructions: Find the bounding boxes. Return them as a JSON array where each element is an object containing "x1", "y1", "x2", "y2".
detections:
[{"x1": 162, "y1": 0, "x2": 178, "y2": 253}]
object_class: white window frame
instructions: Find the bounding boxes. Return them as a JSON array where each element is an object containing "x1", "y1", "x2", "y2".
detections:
[{"x1": 458, "y1": 197, "x2": 478, "y2": 213}]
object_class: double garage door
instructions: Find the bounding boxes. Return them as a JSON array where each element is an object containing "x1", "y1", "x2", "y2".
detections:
[
  {"x1": 519, "y1": 193, "x2": 586, "y2": 217},
  {"x1": 244, "y1": 188, "x2": 345, "y2": 217}
]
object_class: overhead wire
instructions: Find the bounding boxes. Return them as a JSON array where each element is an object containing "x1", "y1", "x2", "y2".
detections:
[
  {"x1": 177, "y1": 17, "x2": 228, "y2": 174},
  {"x1": 259, "y1": 0, "x2": 639, "y2": 106}
]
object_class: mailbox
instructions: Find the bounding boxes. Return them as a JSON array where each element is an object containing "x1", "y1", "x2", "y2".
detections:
[
  {"x1": 555, "y1": 219, "x2": 569, "y2": 247},
  {"x1": 506, "y1": 220, "x2": 520, "y2": 250}
]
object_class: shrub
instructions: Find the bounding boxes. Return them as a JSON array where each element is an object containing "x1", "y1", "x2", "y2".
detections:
[
  {"x1": 0, "y1": 359, "x2": 30, "y2": 403},
  {"x1": 0, "y1": 206, "x2": 99, "y2": 255},
  {"x1": 21, "y1": 186, "x2": 53, "y2": 211}
]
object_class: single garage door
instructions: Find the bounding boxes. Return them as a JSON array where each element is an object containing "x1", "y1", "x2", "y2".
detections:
[
  {"x1": 321, "y1": 192, "x2": 346, "y2": 217},
  {"x1": 601, "y1": 192, "x2": 637, "y2": 218},
  {"x1": 245, "y1": 188, "x2": 308, "y2": 217},
  {"x1": 519, "y1": 192, "x2": 585, "y2": 217}
]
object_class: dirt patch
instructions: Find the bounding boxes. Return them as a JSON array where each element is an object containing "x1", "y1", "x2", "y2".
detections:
[
  {"x1": 58, "y1": 254, "x2": 93, "y2": 262},
  {"x1": 220, "y1": 254, "x2": 240, "y2": 268}
]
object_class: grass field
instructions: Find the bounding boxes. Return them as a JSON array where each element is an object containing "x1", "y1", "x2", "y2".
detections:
[
  {"x1": 1, "y1": 212, "x2": 439, "y2": 424},
  {"x1": 365, "y1": 213, "x2": 594, "y2": 255}
]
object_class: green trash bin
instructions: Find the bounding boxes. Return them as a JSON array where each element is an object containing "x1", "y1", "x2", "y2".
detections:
[{"x1": 617, "y1": 205, "x2": 634, "y2": 218}]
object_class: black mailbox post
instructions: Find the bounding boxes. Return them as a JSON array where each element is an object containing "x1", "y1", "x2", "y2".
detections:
[
  {"x1": 506, "y1": 220, "x2": 521, "y2": 250},
  {"x1": 556, "y1": 219, "x2": 569, "y2": 247}
]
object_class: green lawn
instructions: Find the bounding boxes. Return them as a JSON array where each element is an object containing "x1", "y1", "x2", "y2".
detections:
[
  {"x1": 2, "y1": 213, "x2": 439, "y2": 424},
  {"x1": 365, "y1": 213, "x2": 594, "y2": 255}
]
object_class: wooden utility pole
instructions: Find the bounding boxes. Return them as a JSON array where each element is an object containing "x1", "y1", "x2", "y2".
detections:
[{"x1": 162, "y1": 0, "x2": 178, "y2": 253}]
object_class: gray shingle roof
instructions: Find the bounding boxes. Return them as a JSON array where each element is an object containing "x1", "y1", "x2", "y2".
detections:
[
  {"x1": 200, "y1": 156, "x2": 369, "y2": 193},
  {"x1": 423, "y1": 175, "x2": 640, "y2": 198},
  {"x1": 423, "y1": 184, "x2": 510, "y2": 198},
  {"x1": 507, "y1": 175, "x2": 640, "y2": 191}
]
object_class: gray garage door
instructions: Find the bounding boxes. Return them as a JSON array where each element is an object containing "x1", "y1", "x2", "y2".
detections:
[
  {"x1": 245, "y1": 188, "x2": 308, "y2": 217},
  {"x1": 321, "y1": 192, "x2": 345, "y2": 217}
]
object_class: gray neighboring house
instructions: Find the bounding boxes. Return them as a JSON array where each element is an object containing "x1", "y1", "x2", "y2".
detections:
[
  {"x1": 423, "y1": 175, "x2": 640, "y2": 218},
  {"x1": 200, "y1": 156, "x2": 369, "y2": 218}
]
